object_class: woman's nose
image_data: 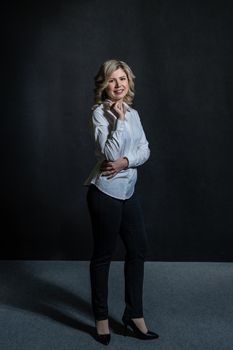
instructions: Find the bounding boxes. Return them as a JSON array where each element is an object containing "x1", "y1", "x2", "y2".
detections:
[{"x1": 115, "y1": 79, "x2": 121, "y2": 87}]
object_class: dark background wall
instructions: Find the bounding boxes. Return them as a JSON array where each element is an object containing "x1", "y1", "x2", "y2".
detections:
[{"x1": 1, "y1": 0, "x2": 233, "y2": 260}]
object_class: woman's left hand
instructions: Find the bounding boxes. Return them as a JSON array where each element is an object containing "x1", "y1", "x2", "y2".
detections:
[{"x1": 100, "y1": 157, "x2": 129, "y2": 179}]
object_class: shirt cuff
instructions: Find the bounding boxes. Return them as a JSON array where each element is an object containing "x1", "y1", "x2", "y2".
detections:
[
  {"x1": 124, "y1": 154, "x2": 135, "y2": 168},
  {"x1": 123, "y1": 156, "x2": 129, "y2": 168}
]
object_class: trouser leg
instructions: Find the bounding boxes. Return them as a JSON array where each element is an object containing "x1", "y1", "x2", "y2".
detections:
[
  {"x1": 86, "y1": 185, "x2": 123, "y2": 320},
  {"x1": 119, "y1": 193, "x2": 149, "y2": 318}
]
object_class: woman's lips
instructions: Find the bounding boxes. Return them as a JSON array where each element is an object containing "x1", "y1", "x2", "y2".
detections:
[{"x1": 114, "y1": 89, "x2": 124, "y2": 94}]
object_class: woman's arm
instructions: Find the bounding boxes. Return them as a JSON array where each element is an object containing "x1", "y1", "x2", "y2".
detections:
[
  {"x1": 100, "y1": 111, "x2": 150, "y2": 178},
  {"x1": 92, "y1": 108, "x2": 127, "y2": 161},
  {"x1": 124, "y1": 111, "x2": 150, "y2": 168}
]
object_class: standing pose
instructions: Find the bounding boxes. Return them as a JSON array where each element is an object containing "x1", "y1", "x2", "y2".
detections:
[{"x1": 84, "y1": 59, "x2": 159, "y2": 345}]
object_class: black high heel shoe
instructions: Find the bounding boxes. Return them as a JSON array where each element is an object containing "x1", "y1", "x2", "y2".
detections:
[
  {"x1": 95, "y1": 320, "x2": 111, "y2": 345},
  {"x1": 122, "y1": 315, "x2": 159, "y2": 340}
]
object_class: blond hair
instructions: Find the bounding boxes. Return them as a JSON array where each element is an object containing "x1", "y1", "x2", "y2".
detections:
[{"x1": 92, "y1": 59, "x2": 136, "y2": 110}]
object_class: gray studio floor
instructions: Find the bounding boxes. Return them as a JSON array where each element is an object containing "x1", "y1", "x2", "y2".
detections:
[{"x1": 0, "y1": 261, "x2": 233, "y2": 350}]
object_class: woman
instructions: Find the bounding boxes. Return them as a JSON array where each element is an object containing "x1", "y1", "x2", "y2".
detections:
[{"x1": 84, "y1": 59, "x2": 159, "y2": 345}]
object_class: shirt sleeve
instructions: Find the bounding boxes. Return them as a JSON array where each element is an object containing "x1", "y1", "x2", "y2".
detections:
[
  {"x1": 92, "y1": 108, "x2": 127, "y2": 161},
  {"x1": 125, "y1": 111, "x2": 150, "y2": 168}
]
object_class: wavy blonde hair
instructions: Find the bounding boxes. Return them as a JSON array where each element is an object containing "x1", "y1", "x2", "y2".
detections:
[{"x1": 92, "y1": 59, "x2": 136, "y2": 110}]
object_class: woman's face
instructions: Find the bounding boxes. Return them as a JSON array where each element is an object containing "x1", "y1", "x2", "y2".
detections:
[{"x1": 105, "y1": 68, "x2": 129, "y2": 102}]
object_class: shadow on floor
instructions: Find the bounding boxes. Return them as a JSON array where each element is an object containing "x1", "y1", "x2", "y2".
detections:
[{"x1": 0, "y1": 261, "x2": 124, "y2": 339}]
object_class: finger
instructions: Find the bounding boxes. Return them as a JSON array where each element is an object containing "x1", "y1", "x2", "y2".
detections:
[
  {"x1": 102, "y1": 161, "x2": 112, "y2": 166},
  {"x1": 100, "y1": 166, "x2": 113, "y2": 171},
  {"x1": 107, "y1": 172, "x2": 117, "y2": 179},
  {"x1": 100, "y1": 167, "x2": 114, "y2": 172},
  {"x1": 107, "y1": 170, "x2": 119, "y2": 179},
  {"x1": 110, "y1": 102, "x2": 116, "y2": 109},
  {"x1": 102, "y1": 169, "x2": 117, "y2": 177},
  {"x1": 116, "y1": 101, "x2": 122, "y2": 108},
  {"x1": 101, "y1": 170, "x2": 115, "y2": 176},
  {"x1": 101, "y1": 160, "x2": 110, "y2": 166}
]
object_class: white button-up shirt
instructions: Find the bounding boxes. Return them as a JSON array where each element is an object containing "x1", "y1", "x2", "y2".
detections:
[{"x1": 84, "y1": 100, "x2": 150, "y2": 199}]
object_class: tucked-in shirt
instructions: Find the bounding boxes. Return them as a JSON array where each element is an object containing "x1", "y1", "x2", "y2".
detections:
[{"x1": 83, "y1": 100, "x2": 150, "y2": 199}]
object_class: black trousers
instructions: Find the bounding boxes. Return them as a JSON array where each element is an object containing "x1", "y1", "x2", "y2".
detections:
[{"x1": 86, "y1": 184, "x2": 149, "y2": 321}]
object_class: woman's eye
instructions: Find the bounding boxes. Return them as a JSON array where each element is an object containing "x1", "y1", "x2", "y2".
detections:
[
  {"x1": 108, "y1": 80, "x2": 114, "y2": 83},
  {"x1": 121, "y1": 77, "x2": 126, "y2": 80}
]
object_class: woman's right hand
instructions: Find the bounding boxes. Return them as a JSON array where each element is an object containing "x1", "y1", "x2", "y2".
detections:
[
  {"x1": 100, "y1": 157, "x2": 128, "y2": 179},
  {"x1": 109, "y1": 101, "x2": 125, "y2": 120}
]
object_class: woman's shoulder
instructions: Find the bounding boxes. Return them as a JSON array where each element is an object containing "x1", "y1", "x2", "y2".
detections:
[
  {"x1": 91, "y1": 103, "x2": 104, "y2": 113},
  {"x1": 127, "y1": 104, "x2": 140, "y2": 118},
  {"x1": 91, "y1": 103, "x2": 110, "y2": 125}
]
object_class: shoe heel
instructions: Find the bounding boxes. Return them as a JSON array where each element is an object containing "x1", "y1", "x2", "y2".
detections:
[{"x1": 121, "y1": 316, "x2": 159, "y2": 340}]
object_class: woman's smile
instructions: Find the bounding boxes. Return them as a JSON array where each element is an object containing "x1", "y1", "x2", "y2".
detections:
[{"x1": 114, "y1": 89, "x2": 124, "y2": 94}]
